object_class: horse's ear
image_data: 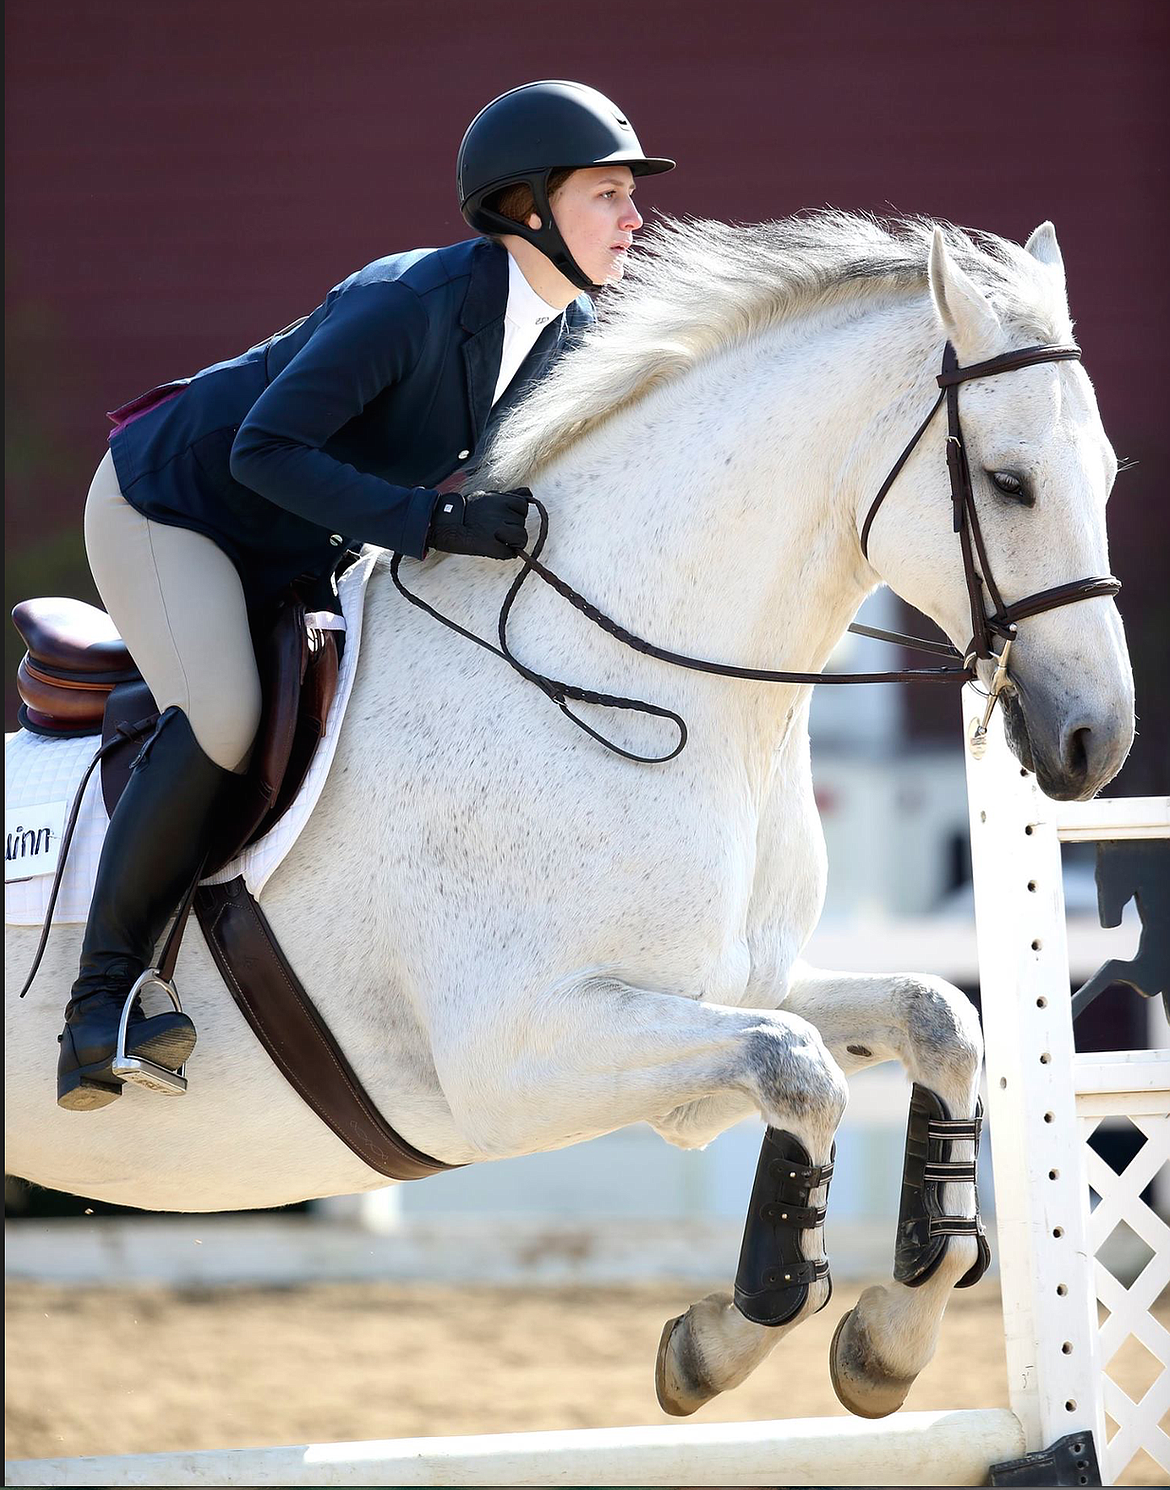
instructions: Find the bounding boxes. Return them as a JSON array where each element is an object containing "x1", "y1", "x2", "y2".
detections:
[
  {"x1": 928, "y1": 228, "x2": 1001, "y2": 359},
  {"x1": 1024, "y1": 220, "x2": 1066, "y2": 279}
]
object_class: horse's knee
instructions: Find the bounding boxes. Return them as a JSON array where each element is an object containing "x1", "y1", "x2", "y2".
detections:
[
  {"x1": 743, "y1": 1016, "x2": 848, "y2": 1137},
  {"x1": 900, "y1": 977, "x2": 982, "y2": 1087}
]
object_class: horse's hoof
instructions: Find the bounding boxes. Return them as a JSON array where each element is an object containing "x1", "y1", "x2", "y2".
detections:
[
  {"x1": 829, "y1": 1297, "x2": 915, "y2": 1419},
  {"x1": 655, "y1": 1312, "x2": 721, "y2": 1416}
]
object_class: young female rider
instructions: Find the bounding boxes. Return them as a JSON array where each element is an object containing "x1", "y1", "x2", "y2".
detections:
[{"x1": 58, "y1": 80, "x2": 674, "y2": 1111}]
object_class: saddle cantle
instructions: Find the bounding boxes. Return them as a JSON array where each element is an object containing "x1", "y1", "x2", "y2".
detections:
[
  {"x1": 13, "y1": 598, "x2": 139, "y2": 733},
  {"x1": 12, "y1": 592, "x2": 340, "y2": 875}
]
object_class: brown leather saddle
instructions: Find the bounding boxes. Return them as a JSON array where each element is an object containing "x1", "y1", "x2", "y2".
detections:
[
  {"x1": 12, "y1": 591, "x2": 339, "y2": 874},
  {"x1": 12, "y1": 589, "x2": 454, "y2": 1182}
]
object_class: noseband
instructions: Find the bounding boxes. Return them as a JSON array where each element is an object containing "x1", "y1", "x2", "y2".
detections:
[
  {"x1": 859, "y1": 340, "x2": 1120, "y2": 750},
  {"x1": 392, "y1": 340, "x2": 1121, "y2": 764}
]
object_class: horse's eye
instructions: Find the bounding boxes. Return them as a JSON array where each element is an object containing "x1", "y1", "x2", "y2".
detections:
[{"x1": 989, "y1": 470, "x2": 1031, "y2": 503}]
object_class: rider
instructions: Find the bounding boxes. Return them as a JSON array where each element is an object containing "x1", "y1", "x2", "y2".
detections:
[{"x1": 57, "y1": 79, "x2": 674, "y2": 1111}]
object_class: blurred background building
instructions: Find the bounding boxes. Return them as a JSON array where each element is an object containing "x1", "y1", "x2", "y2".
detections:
[{"x1": 5, "y1": 0, "x2": 1166, "y2": 1278}]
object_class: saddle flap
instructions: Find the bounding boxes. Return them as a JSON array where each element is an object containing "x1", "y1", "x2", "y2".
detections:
[
  {"x1": 203, "y1": 595, "x2": 339, "y2": 875},
  {"x1": 47, "y1": 586, "x2": 338, "y2": 884},
  {"x1": 265, "y1": 624, "x2": 340, "y2": 831}
]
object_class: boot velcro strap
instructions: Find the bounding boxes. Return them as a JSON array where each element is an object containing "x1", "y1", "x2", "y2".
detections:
[
  {"x1": 760, "y1": 1202, "x2": 827, "y2": 1227},
  {"x1": 763, "y1": 1258, "x2": 829, "y2": 1288},
  {"x1": 895, "y1": 1085, "x2": 991, "y2": 1290},
  {"x1": 768, "y1": 1158, "x2": 834, "y2": 1187},
  {"x1": 924, "y1": 1160, "x2": 978, "y2": 1182},
  {"x1": 928, "y1": 1116, "x2": 983, "y2": 1142},
  {"x1": 928, "y1": 1216, "x2": 982, "y2": 1236}
]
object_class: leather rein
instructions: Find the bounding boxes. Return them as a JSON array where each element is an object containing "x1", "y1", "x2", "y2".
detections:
[{"x1": 392, "y1": 340, "x2": 1120, "y2": 764}]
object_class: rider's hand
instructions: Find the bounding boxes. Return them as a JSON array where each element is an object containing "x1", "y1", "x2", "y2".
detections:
[{"x1": 426, "y1": 488, "x2": 531, "y2": 560}]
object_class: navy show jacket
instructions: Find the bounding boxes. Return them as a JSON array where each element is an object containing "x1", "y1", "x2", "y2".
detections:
[{"x1": 108, "y1": 236, "x2": 594, "y2": 610}]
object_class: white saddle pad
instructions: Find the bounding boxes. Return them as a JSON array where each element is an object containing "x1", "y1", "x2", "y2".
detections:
[{"x1": 5, "y1": 548, "x2": 379, "y2": 927}]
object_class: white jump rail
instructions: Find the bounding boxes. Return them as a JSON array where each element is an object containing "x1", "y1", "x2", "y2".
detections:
[
  {"x1": 2, "y1": 1408, "x2": 1025, "y2": 1487},
  {"x1": 964, "y1": 684, "x2": 1169, "y2": 1486}
]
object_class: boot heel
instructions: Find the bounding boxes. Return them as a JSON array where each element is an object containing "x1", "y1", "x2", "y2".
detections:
[{"x1": 57, "y1": 1064, "x2": 123, "y2": 1111}]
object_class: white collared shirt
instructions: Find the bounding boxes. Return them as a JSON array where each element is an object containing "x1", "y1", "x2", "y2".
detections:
[{"x1": 492, "y1": 252, "x2": 562, "y2": 407}]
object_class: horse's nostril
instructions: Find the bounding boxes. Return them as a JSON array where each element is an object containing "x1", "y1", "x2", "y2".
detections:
[{"x1": 1063, "y1": 725, "x2": 1092, "y2": 780}]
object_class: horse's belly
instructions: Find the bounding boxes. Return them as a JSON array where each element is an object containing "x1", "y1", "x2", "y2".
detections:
[{"x1": 4, "y1": 923, "x2": 385, "y2": 1211}]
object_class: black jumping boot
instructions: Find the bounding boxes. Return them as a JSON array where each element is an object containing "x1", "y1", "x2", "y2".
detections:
[{"x1": 57, "y1": 707, "x2": 237, "y2": 1111}]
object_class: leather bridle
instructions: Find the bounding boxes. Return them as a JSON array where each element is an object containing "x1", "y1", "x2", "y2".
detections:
[
  {"x1": 392, "y1": 340, "x2": 1121, "y2": 763},
  {"x1": 860, "y1": 340, "x2": 1120, "y2": 749}
]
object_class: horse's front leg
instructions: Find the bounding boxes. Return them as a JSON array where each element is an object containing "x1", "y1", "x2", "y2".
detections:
[
  {"x1": 653, "y1": 1112, "x2": 841, "y2": 1416},
  {"x1": 782, "y1": 963, "x2": 988, "y2": 1418},
  {"x1": 428, "y1": 975, "x2": 847, "y2": 1414}
]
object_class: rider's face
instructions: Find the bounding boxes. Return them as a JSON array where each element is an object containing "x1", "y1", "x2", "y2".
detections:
[{"x1": 530, "y1": 166, "x2": 643, "y2": 287}]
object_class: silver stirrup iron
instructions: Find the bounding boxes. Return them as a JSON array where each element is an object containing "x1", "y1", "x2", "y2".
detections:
[{"x1": 111, "y1": 970, "x2": 189, "y2": 1095}]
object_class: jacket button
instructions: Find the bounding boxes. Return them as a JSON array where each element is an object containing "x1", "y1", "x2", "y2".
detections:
[
  {"x1": 329, "y1": 534, "x2": 343, "y2": 546},
  {"x1": 458, "y1": 449, "x2": 470, "y2": 461}
]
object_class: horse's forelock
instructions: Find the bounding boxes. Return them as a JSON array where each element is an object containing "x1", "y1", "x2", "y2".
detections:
[{"x1": 481, "y1": 211, "x2": 1074, "y2": 489}]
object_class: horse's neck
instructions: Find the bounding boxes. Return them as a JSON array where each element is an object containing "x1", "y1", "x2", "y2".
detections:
[
  {"x1": 386, "y1": 296, "x2": 937, "y2": 771},
  {"x1": 522, "y1": 300, "x2": 935, "y2": 711}
]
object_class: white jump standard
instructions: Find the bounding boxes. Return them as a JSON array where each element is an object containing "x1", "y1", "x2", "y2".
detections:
[{"x1": 965, "y1": 690, "x2": 1169, "y2": 1486}]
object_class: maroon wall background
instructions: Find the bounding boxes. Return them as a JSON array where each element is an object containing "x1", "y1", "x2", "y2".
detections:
[{"x1": 6, "y1": 0, "x2": 1167, "y2": 786}]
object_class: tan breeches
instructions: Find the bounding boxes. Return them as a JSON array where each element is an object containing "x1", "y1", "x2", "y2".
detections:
[{"x1": 83, "y1": 449, "x2": 262, "y2": 772}]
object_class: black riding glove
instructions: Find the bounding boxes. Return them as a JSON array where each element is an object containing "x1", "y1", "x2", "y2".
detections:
[{"x1": 426, "y1": 488, "x2": 531, "y2": 560}]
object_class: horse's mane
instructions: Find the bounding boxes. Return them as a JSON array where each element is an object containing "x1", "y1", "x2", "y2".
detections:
[{"x1": 481, "y1": 210, "x2": 1072, "y2": 487}]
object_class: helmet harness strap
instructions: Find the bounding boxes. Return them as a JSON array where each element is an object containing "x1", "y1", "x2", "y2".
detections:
[{"x1": 466, "y1": 172, "x2": 595, "y2": 292}]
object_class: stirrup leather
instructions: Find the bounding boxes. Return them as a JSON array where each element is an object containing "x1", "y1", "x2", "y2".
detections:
[
  {"x1": 110, "y1": 970, "x2": 189, "y2": 1096},
  {"x1": 894, "y1": 1083, "x2": 990, "y2": 1288}
]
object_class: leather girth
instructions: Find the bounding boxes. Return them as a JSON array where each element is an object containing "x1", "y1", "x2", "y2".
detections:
[{"x1": 193, "y1": 877, "x2": 458, "y2": 1183}]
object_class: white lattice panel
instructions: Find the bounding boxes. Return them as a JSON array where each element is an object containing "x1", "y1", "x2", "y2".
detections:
[{"x1": 1077, "y1": 1088, "x2": 1170, "y2": 1484}]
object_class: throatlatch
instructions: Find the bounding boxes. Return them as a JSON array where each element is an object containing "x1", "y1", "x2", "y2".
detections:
[
  {"x1": 894, "y1": 1082, "x2": 991, "y2": 1288},
  {"x1": 734, "y1": 1129, "x2": 835, "y2": 1327}
]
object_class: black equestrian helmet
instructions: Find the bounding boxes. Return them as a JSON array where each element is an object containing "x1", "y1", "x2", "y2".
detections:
[{"x1": 458, "y1": 80, "x2": 675, "y2": 290}]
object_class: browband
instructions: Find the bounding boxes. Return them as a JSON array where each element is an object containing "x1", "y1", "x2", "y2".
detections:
[{"x1": 936, "y1": 344, "x2": 1081, "y2": 387}]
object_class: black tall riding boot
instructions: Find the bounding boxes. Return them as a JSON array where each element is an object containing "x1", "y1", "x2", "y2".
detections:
[{"x1": 57, "y1": 707, "x2": 238, "y2": 1111}]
